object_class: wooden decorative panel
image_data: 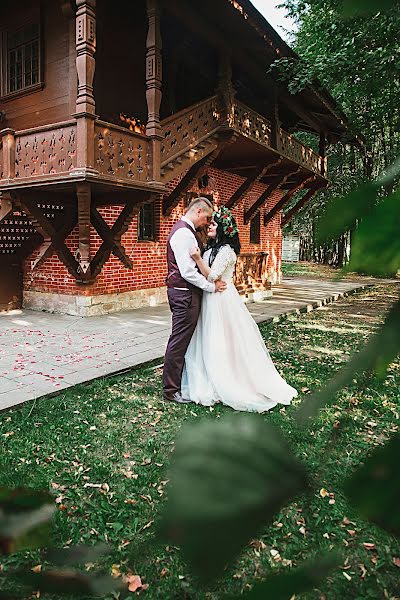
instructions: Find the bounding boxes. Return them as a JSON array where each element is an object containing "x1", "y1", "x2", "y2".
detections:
[
  {"x1": 94, "y1": 122, "x2": 150, "y2": 182},
  {"x1": 231, "y1": 101, "x2": 273, "y2": 148},
  {"x1": 277, "y1": 130, "x2": 322, "y2": 175},
  {"x1": 14, "y1": 124, "x2": 77, "y2": 178},
  {"x1": 161, "y1": 96, "x2": 220, "y2": 165}
]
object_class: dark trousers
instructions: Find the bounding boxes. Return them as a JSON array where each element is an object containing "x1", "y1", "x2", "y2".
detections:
[{"x1": 163, "y1": 288, "x2": 202, "y2": 399}]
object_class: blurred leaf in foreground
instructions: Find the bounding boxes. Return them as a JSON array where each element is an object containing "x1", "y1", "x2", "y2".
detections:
[
  {"x1": 0, "y1": 487, "x2": 55, "y2": 554},
  {"x1": 344, "y1": 434, "x2": 400, "y2": 535},
  {"x1": 345, "y1": 188, "x2": 400, "y2": 277},
  {"x1": 14, "y1": 570, "x2": 123, "y2": 597},
  {"x1": 241, "y1": 553, "x2": 340, "y2": 600},
  {"x1": 158, "y1": 414, "x2": 309, "y2": 580}
]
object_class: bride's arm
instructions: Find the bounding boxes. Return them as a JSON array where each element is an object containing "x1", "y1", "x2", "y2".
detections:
[{"x1": 190, "y1": 247, "x2": 211, "y2": 278}]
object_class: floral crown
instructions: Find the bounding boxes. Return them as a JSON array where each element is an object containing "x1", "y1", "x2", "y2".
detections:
[{"x1": 213, "y1": 206, "x2": 239, "y2": 237}]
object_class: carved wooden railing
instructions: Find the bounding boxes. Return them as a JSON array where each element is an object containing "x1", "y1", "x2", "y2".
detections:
[
  {"x1": 277, "y1": 129, "x2": 323, "y2": 175},
  {"x1": 234, "y1": 252, "x2": 271, "y2": 297},
  {"x1": 13, "y1": 121, "x2": 77, "y2": 179},
  {"x1": 230, "y1": 101, "x2": 274, "y2": 149},
  {"x1": 161, "y1": 96, "x2": 221, "y2": 165},
  {"x1": 94, "y1": 121, "x2": 151, "y2": 183}
]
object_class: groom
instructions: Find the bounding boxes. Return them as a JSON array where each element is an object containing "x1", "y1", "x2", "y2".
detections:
[{"x1": 163, "y1": 197, "x2": 227, "y2": 403}]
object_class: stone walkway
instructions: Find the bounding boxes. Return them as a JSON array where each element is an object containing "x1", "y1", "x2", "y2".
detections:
[{"x1": 0, "y1": 277, "x2": 380, "y2": 411}]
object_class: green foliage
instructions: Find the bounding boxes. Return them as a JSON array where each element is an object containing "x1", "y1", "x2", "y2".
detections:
[
  {"x1": 158, "y1": 415, "x2": 309, "y2": 580},
  {"x1": 344, "y1": 434, "x2": 400, "y2": 535},
  {"x1": 278, "y1": 0, "x2": 400, "y2": 264}
]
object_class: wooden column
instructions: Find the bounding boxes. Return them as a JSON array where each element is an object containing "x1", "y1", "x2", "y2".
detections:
[
  {"x1": 1, "y1": 129, "x2": 16, "y2": 180},
  {"x1": 76, "y1": 182, "x2": 91, "y2": 276},
  {"x1": 73, "y1": 0, "x2": 97, "y2": 175},
  {"x1": 217, "y1": 50, "x2": 235, "y2": 125},
  {"x1": 146, "y1": 0, "x2": 163, "y2": 182}
]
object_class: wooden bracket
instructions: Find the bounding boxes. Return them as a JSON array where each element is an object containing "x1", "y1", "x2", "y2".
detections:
[
  {"x1": 162, "y1": 131, "x2": 237, "y2": 216},
  {"x1": 264, "y1": 174, "x2": 316, "y2": 226},
  {"x1": 282, "y1": 181, "x2": 326, "y2": 226},
  {"x1": 0, "y1": 192, "x2": 13, "y2": 223},
  {"x1": 13, "y1": 193, "x2": 82, "y2": 281},
  {"x1": 244, "y1": 167, "x2": 299, "y2": 225},
  {"x1": 226, "y1": 159, "x2": 283, "y2": 210},
  {"x1": 90, "y1": 199, "x2": 146, "y2": 279}
]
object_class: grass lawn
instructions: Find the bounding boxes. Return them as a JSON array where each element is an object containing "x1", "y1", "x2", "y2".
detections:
[{"x1": 0, "y1": 284, "x2": 399, "y2": 599}]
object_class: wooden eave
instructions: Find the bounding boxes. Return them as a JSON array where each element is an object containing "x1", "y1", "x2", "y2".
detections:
[{"x1": 172, "y1": 0, "x2": 363, "y2": 146}]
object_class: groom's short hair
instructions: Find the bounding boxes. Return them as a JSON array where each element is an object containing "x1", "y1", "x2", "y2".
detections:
[{"x1": 186, "y1": 196, "x2": 213, "y2": 213}]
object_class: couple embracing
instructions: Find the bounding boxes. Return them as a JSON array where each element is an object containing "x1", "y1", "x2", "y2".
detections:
[{"x1": 163, "y1": 196, "x2": 297, "y2": 412}]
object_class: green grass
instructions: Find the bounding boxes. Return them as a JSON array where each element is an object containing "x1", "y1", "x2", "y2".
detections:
[{"x1": 0, "y1": 284, "x2": 399, "y2": 599}]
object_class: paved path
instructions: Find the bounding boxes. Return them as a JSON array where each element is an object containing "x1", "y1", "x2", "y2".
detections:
[{"x1": 0, "y1": 277, "x2": 381, "y2": 411}]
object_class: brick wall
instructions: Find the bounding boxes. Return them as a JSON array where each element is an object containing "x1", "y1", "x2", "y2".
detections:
[{"x1": 22, "y1": 167, "x2": 283, "y2": 296}]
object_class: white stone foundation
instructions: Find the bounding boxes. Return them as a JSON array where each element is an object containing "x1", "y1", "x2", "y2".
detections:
[{"x1": 23, "y1": 287, "x2": 168, "y2": 317}]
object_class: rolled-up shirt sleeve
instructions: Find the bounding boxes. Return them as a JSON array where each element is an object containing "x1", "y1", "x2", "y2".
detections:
[{"x1": 170, "y1": 228, "x2": 215, "y2": 293}]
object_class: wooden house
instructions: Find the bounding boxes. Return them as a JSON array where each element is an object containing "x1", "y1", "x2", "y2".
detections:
[{"x1": 0, "y1": 0, "x2": 361, "y2": 315}]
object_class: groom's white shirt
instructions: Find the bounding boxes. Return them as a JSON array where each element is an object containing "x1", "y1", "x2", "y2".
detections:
[{"x1": 169, "y1": 216, "x2": 215, "y2": 293}]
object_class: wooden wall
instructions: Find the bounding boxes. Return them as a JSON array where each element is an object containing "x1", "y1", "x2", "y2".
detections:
[
  {"x1": 0, "y1": 0, "x2": 74, "y2": 131},
  {"x1": 94, "y1": 0, "x2": 148, "y2": 125}
]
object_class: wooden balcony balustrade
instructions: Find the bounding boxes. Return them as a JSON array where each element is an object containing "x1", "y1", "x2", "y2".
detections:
[
  {"x1": 160, "y1": 96, "x2": 327, "y2": 180},
  {"x1": 0, "y1": 97, "x2": 326, "y2": 189}
]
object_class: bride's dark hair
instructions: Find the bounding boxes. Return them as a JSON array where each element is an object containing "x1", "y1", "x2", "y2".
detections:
[{"x1": 207, "y1": 212, "x2": 241, "y2": 266}]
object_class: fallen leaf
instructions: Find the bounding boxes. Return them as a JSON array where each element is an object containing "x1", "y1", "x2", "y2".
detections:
[
  {"x1": 363, "y1": 542, "x2": 376, "y2": 550},
  {"x1": 111, "y1": 564, "x2": 122, "y2": 578},
  {"x1": 126, "y1": 574, "x2": 143, "y2": 592},
  {"x1": 359, "y1": 563, "x2": 367, "y2": 579},
  {"x1": 31, "y1": 565, "x2": 42, "y2": 573},
  {"x1": 393, "y1": 557, "x2": 400, "y2": 568},
  {"x1": 320, "y1": 488, "x2": 329, "y2": 498}
]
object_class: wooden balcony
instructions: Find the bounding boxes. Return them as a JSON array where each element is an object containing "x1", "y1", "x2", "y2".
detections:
[
  {"x1": 234, "y1": 251, "x2": 271, "y2": 301},
  {"x1": 0, "y1": 119, "x2": 153, "y2": 192},
  {"x1": 160, "y1": 95, "x2": 327, "y2": 183}
]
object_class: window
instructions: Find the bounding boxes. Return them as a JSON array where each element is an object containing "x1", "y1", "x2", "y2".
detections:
[
  {"x1": 249, "y1": 212, "x2": 260, "y2": 244},
  {"x1": 1, "y1": 23, "x2": 41, "y2": 98},
  {"x1": 138, "y1": 203, "x2": 155, "y2": 241}
]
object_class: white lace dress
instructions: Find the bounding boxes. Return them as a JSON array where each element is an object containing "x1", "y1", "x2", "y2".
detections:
[{"x1": 181, "y1": 245, "x2": 298, "y2": 412}]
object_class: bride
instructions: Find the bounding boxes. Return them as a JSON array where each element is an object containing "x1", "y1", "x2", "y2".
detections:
[{"x1": 181, "y1": 206, "x2": 297, "y2": 412}]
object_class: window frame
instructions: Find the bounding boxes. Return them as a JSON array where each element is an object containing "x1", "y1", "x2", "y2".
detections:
[
  {"x1": 0, "y1": 17, "x2": 44, "y2": 102},
  {"x1": 138, "y1": 202, "x2": 156, "y2": 242},
  {"x1": 249, "y1": 211, "x2": 261, "y2": 245}
]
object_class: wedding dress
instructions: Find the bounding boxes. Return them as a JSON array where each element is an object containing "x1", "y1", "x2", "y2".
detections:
[{"x1": 181, "y1": 245, "x2": 298, "y2": 412}]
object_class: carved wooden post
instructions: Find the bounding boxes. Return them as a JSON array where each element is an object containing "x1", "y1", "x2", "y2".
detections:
[
  {"x1": 217, "y1": 50, "x2": 235, "y2": 126},
  {"x1": 73, "y1": 0, "x2": 97, "y2": 175},
  {"x1": 271, "y1": 86, "x2": 281, "y2": 150},
  {"x1": 76, "y1": 182, "x2": 91, "y2": 277},
  {"x1": 146, "y1": 0, "x2": 162, "y2": 182},
  {"x1": 1, "y1": 129, "x2": 16, "y2": 180}
]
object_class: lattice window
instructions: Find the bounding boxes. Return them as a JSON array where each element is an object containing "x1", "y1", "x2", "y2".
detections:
[
  {"x1": 249, "y1": 212, "x2": 260, "y2": 244},
  {"x1": 1, "y1": 23, "x2": 41, "y2": 98},
  {"x1": 138, "y1": 203, "x2": 155, "y2": 241}
]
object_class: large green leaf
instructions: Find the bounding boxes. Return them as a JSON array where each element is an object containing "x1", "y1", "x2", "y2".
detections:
[
  {"x1": 316, "y1": 181, "x2": 379, "y2": 245},
  {"x1": 158, "y1": 414, "x2": 309, "y2": 580},
  {"x1": 0, "y1": 488, "x2": 55, "y2": 554},
  {"x1": 344, "y1": 434, "x2": 400, "y2": 535},
  {"x1": 345, "y1": 188, "x2": 400, "y2": 276},
  {"x1": 241, "y1": 553, "x2": 339, "y2": 600}
]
